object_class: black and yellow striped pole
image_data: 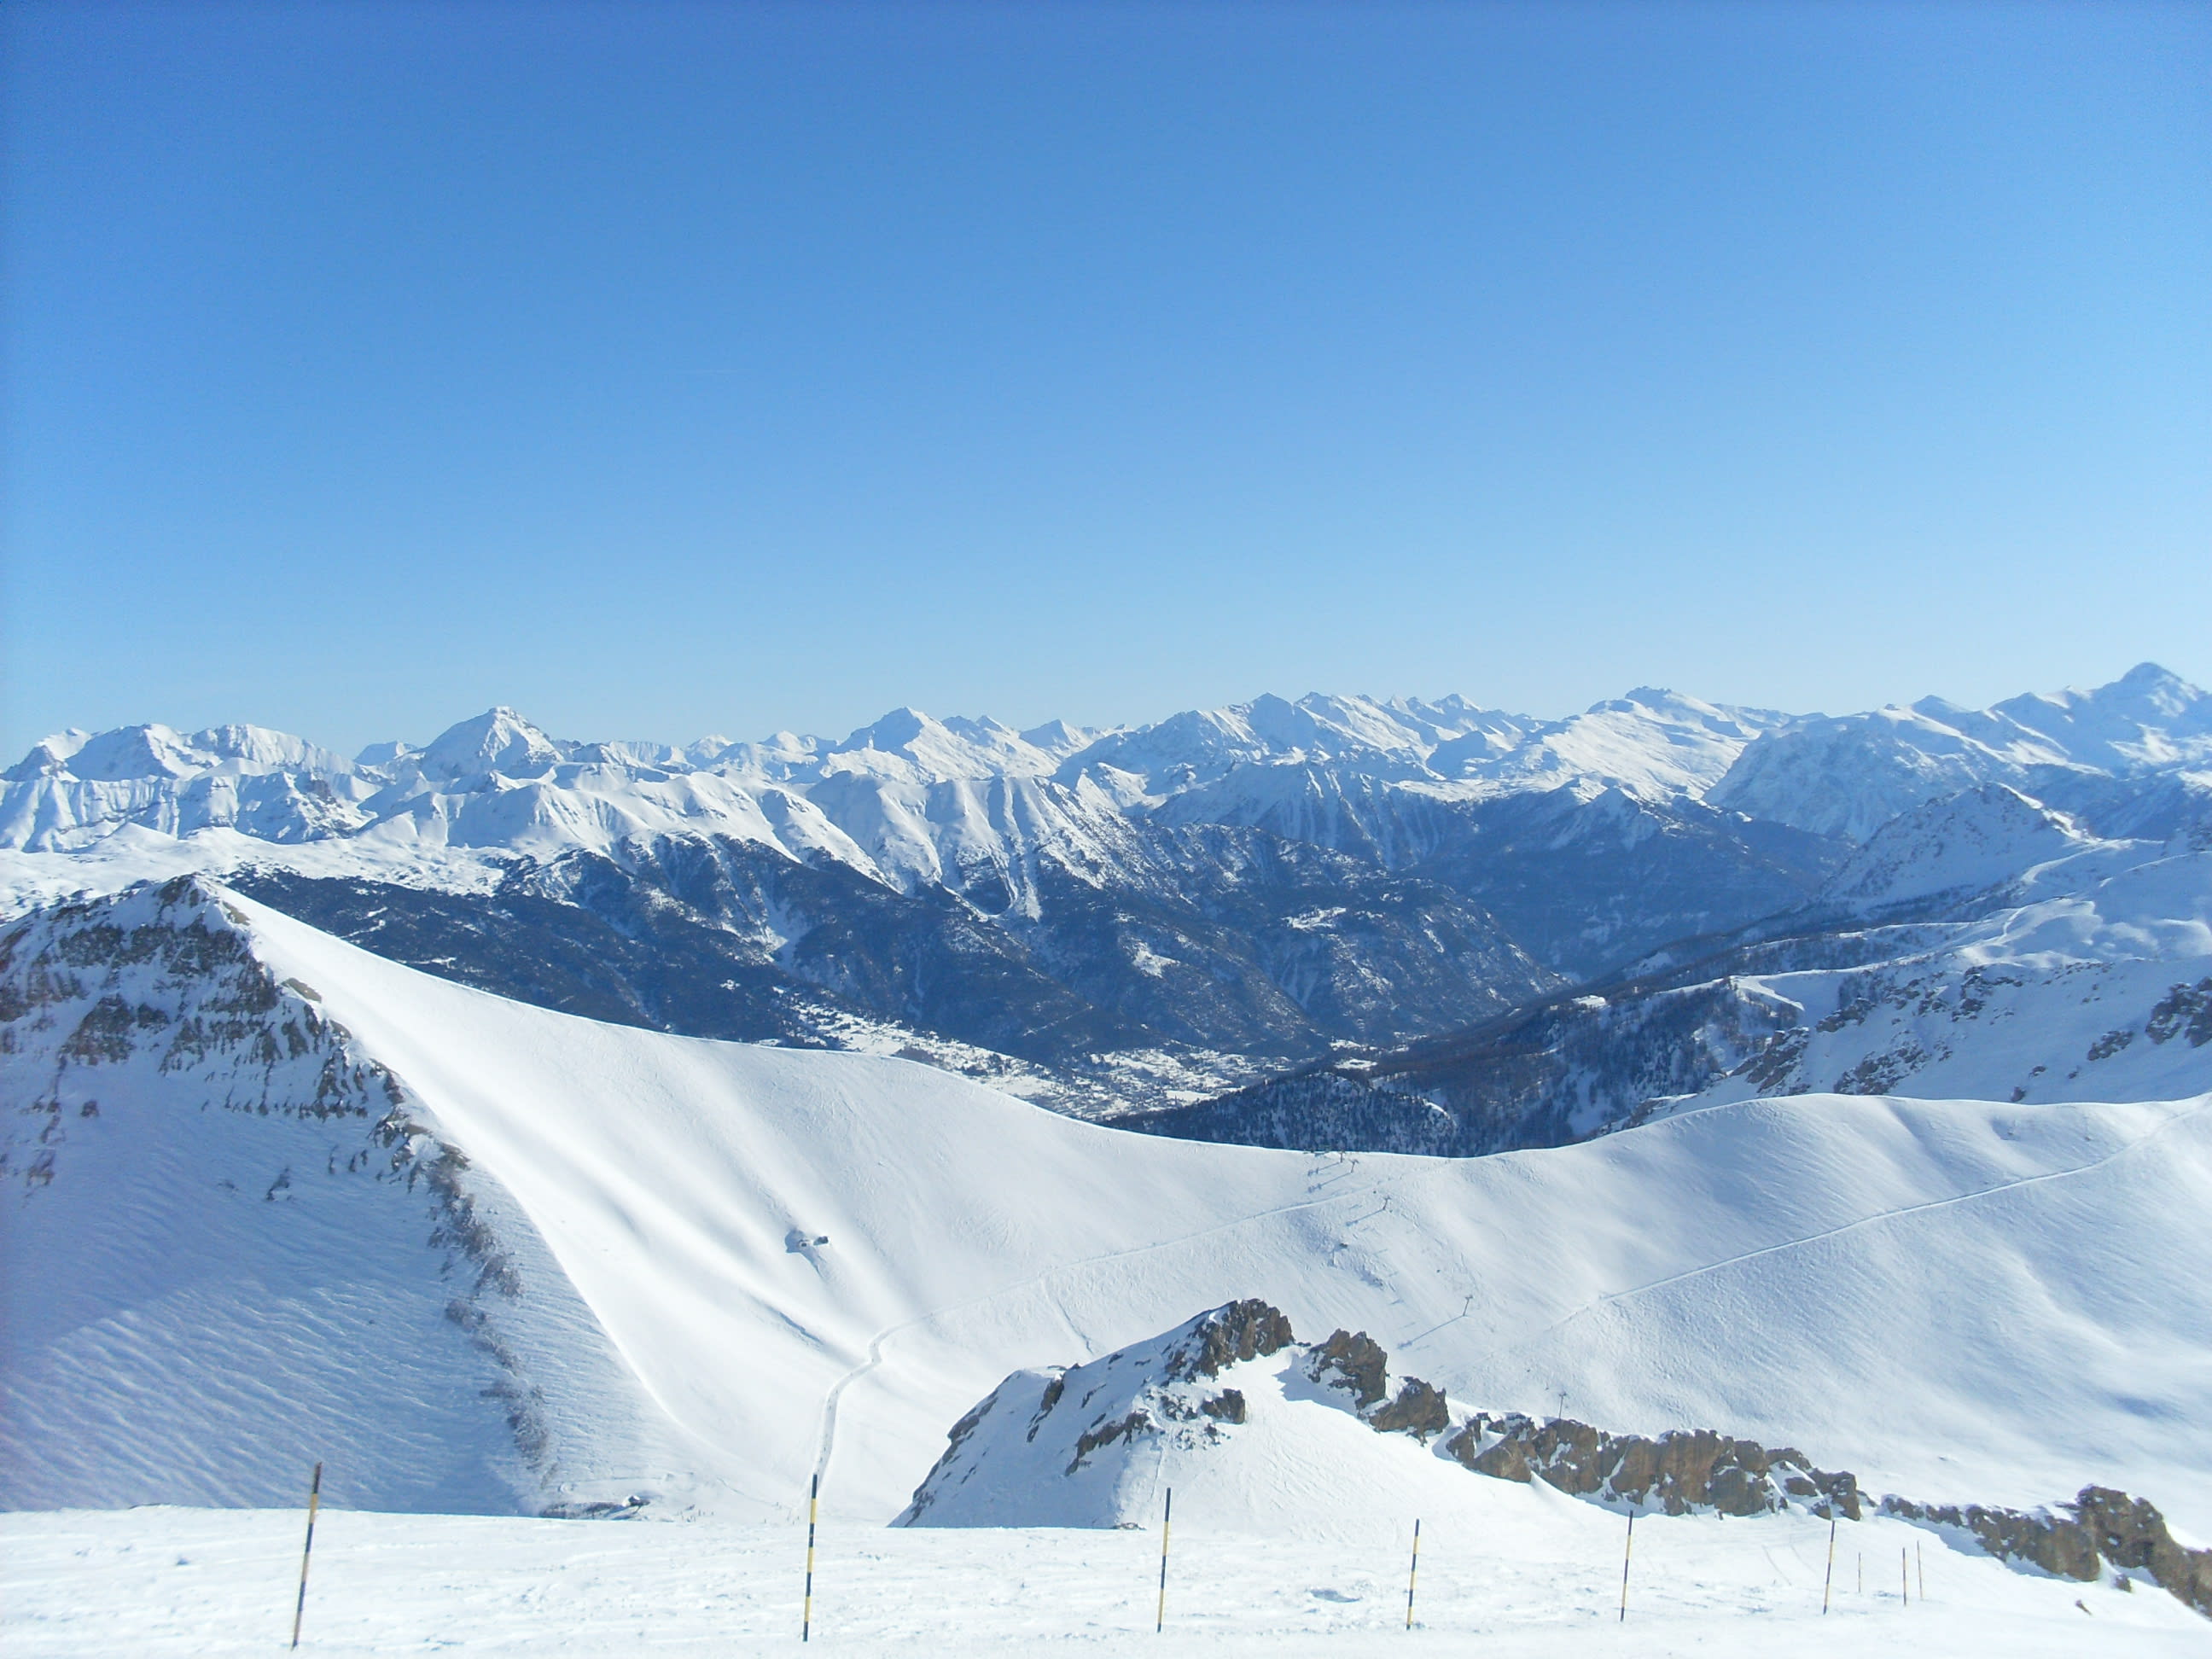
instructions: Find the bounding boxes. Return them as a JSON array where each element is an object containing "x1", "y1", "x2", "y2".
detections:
[
  {"x1": 1617, "y1": 1508, "x2": 1634, "y2": 1623},
  {"x1": 1404, "y1": 1518, "x2": 1421, "y2": 1629},
  {"x1": 289, "y1": 1461, "x2": 322, "y2": 1650},
  {"x1": 1822, "y1": 1512, "x2": 1837, "y2": 1614},
  {"x1": 1155, "y1": 1487, "x2": 1173, "y2": 1633},
  {"x1": 802, "y1": 1474, "x2": 819, "y2": 1643}
]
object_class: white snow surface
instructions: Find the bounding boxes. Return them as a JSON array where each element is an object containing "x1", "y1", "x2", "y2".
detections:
[
  {"x1": 3, "y1": 668, "x2": 2206, "y2": 944},
  {"x1": 899, "y1": 1307, "x2": 1455, "y2": 1532},
  {"x1": 1662, "y1": 843, "x2": 2212, "y2": 1110},
  {"x1": 7, "y1": 886, "x2": 2210, "y2": 1540},
  {"x1": 6, "y1": 1502, "x2": 2205, "y2": 1656},
  {"x1": 1816, "y1": 784, "x2": 2101, "y2": 911},
  {"x1": 1709, "y1": 664, "x2": 2212, "y2": 841}
]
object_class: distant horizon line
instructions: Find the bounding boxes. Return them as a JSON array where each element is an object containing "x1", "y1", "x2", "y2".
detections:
[{"x1": 12, "y1": 660, "x2": 2197, "y2": 767}]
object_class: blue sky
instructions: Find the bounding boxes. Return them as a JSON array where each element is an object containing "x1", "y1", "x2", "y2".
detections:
[{"x1": 3, "y1": 1, "x2": 2206, "y2": 756}]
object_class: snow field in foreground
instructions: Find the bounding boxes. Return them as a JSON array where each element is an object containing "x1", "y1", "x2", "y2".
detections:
[{"x1": 4, "y1": 1505, "x2": 2201, "y2": 1656}]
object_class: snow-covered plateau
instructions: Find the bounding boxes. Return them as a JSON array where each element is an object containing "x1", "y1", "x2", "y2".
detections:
[{"x1": 5, "y1": 666, "x2": 2212, "y2": 1650}]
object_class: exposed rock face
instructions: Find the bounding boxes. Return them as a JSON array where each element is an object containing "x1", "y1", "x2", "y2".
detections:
[
  {"x1": 0, "y1": 877, "x2": 602, "y2": 1510},
  {"x1": 899, "y1": 1299, "x2": 2209, "y2": 1624},
  {"x1": 1440, "y1": 1410, "x2": 2209, "y2": 1622},
  {"x1": 1167, "y1": 1300, "x2": 1297, "y2": 1381},
  {"x1": 1368, "y1": 1377, "x2": 1450, "y2": 1439},
  {"x1": 1306, "y1": 1329, "x2": 1388, "y2": 1407},
  {"x1": 1443, "y1": 1413, "x2": 1862, "y2": 1520},
  {"x1": 2145, "y1": 976, "x2": 2212, "y2": 1048},
  {"x1": 1307, "y1": 1329, "x2": 1450, "y2": 1441},
  {"x1": 1885, "y1": 1487, "x2": 2212, "y2": 1617},
  {"x1": 899, "y1": 1301, "x2": 1449, "y2": 1528}
]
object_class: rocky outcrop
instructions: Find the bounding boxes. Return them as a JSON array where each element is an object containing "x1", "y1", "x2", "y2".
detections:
[
  {"x1": 900, "y1": 1296, "x2": 2211, "y2": 1623},
  {"x1": 2145, "y1": 976, "x2": 2212, "y2": 1048},
  {"x1": 1884, "y1": 1487, "x2": 2212, "y2": 1617},
  {"x1": 900, "y1": 1301, "x2": 1452, "y2": 1528},
  {"x1": 1307, "y1": 1329, "x2": 1450, "y2": 1441},
  {"x1": 1437, "y1": 1409, "x2": 2208, "y2": 1622},
  {"x1": 1443, "y1": 1413, "x2": 1861, "y2": 1519},
  {"x1": 1166, "y1": 1300, "x2": 1297, "y2": 1381}
]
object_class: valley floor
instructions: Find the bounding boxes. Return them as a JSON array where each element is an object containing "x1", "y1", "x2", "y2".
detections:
[{"x1": 4, "y1": 1505, "x2": 2201, "y2": 1656}]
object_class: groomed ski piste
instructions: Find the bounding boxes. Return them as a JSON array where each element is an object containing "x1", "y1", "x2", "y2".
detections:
[{"x1": 5, "y1": 882, "x2": 2210, "y2": 1652}]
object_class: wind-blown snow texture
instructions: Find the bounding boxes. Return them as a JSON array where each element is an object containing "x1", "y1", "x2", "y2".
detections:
[{"x1": 6, "y1": 878, "x2": 2209, "y2": 1546}]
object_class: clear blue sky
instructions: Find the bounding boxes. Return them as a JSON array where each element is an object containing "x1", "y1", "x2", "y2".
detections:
[{"x1": 4, "y1": 1, "x2": 2206, "y2": 757}]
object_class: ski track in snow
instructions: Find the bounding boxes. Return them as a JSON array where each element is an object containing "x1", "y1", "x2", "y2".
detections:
[{"x1": 1533, "y1": 1094, "x2": 2212, "y2": 1344}]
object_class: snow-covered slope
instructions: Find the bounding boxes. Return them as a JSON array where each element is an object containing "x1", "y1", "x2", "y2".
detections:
[
  {"x1": 1815, "y1": 784, "x2": 2102, "y2": 913},
  {"x1": 0, "y1": 880, "x2": 677, "y2": 1515},
  {"x1": 1679, "y1": 844, "x2": 2212, "y2": 1110},
  {"x1": 6, "y1": 879, "x2": 2210, "y2": 1539},
  {"x1": 1709, "y1": 663, "x2": 2212, "y2": 841},
  {"x1": 899, "y1": 1301, "x2": 1456, "y2": 1533},
  {"x1": 14, "y1": 1503, "x2": 2209, "y2": 1655}
]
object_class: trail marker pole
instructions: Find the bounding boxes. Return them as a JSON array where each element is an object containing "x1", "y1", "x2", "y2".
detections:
[
  {"x1": 1155, "y1": 1487, "x2": 1173, "y2": 1633},
  {"x1": 1618, "y1": 1509, "x2": 1635, "y2": 1623},
  {"x1": 1822, "y1": 1513, "x2": 1837, "y2": 1615},
  {"x1": 1901, "y1": 1547, "x2": 1909, "y2": 1607},
  {"x1": 1405, "y1": 1519, "x2": 1421, "y2": 1630},
  {"x1": 802, "y1": 1474, "x2": 818, "y2": 1644},
  {"x1": 1917, "y1": 1540, "x2": 1925, "y2": 1602},
  {"x1": 289, "y1": 1462, "x2": 322, "y2": 1650},
  {"x1": 1857, "y1": 1552, "x2": 1863, "y2": 1595}
]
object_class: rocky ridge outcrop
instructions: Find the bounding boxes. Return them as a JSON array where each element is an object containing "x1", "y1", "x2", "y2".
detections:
[
  {"x1": 899, "y1": 1300, "x2": 1449, "y2": 1528},
  {"x1": 904, "y1": 1300, "x2": 2210, "y2": 1620},
  {"x1": 1883, "y1": 1487, "x2": 2211, "y2": 1618},
  {"x1": 1445, "y1": 1412, "x2": 1861, "y2": 1519}
]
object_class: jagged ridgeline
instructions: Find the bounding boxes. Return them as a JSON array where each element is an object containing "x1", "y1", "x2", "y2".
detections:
[
  {"x1": 906, "y1": 1301, "x2": 2212, "y2": 1621},
  {"x1": 5, "y1": 667, "x2": 2208, "y2": 1140}
]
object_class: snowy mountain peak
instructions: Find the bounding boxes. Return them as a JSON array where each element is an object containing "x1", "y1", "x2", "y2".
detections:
[
  {"x1": 1016, "y1": 718, "x2": 1098, "y2": 759},
  {"x1": 808, "y1": 707, "x2": 1066, "y2": 784},
  {"x1": 841, "y1": 706, "x2": 934, "y2": 752},
  {"x1": 413, "y1": 707, "x2": 569, "y2": 783},
  {"x1": 899, "y1": 1301, "x2": 1449, "y2": 1530},
  {"x1": 4, "y1": 727, "x2": 114, "y2": 782},
  {"x1": 1992, "y1": 661, "x2": 2212, "y2": 773},
  {"x1": 5, "y1": 722, "x2": 352, "y2": 785},
  {"x1": 1714, "y1": 666, "x2": 2212, "y2": 841}
]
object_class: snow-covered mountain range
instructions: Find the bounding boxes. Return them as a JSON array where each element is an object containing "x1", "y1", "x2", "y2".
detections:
[
  {"x1": 6, "y1": 876, "x2": 2209, "y2": 1551},
  {"x1": 1134, "y1": 781, "x2": 2212, "y2": 1155},
  {"x1": 6, "y1": 669, "x2": 2211, "y2": 1630},
  {"x1": 4, "y1": 667, "x2": 2207, "y2": 1129}
]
